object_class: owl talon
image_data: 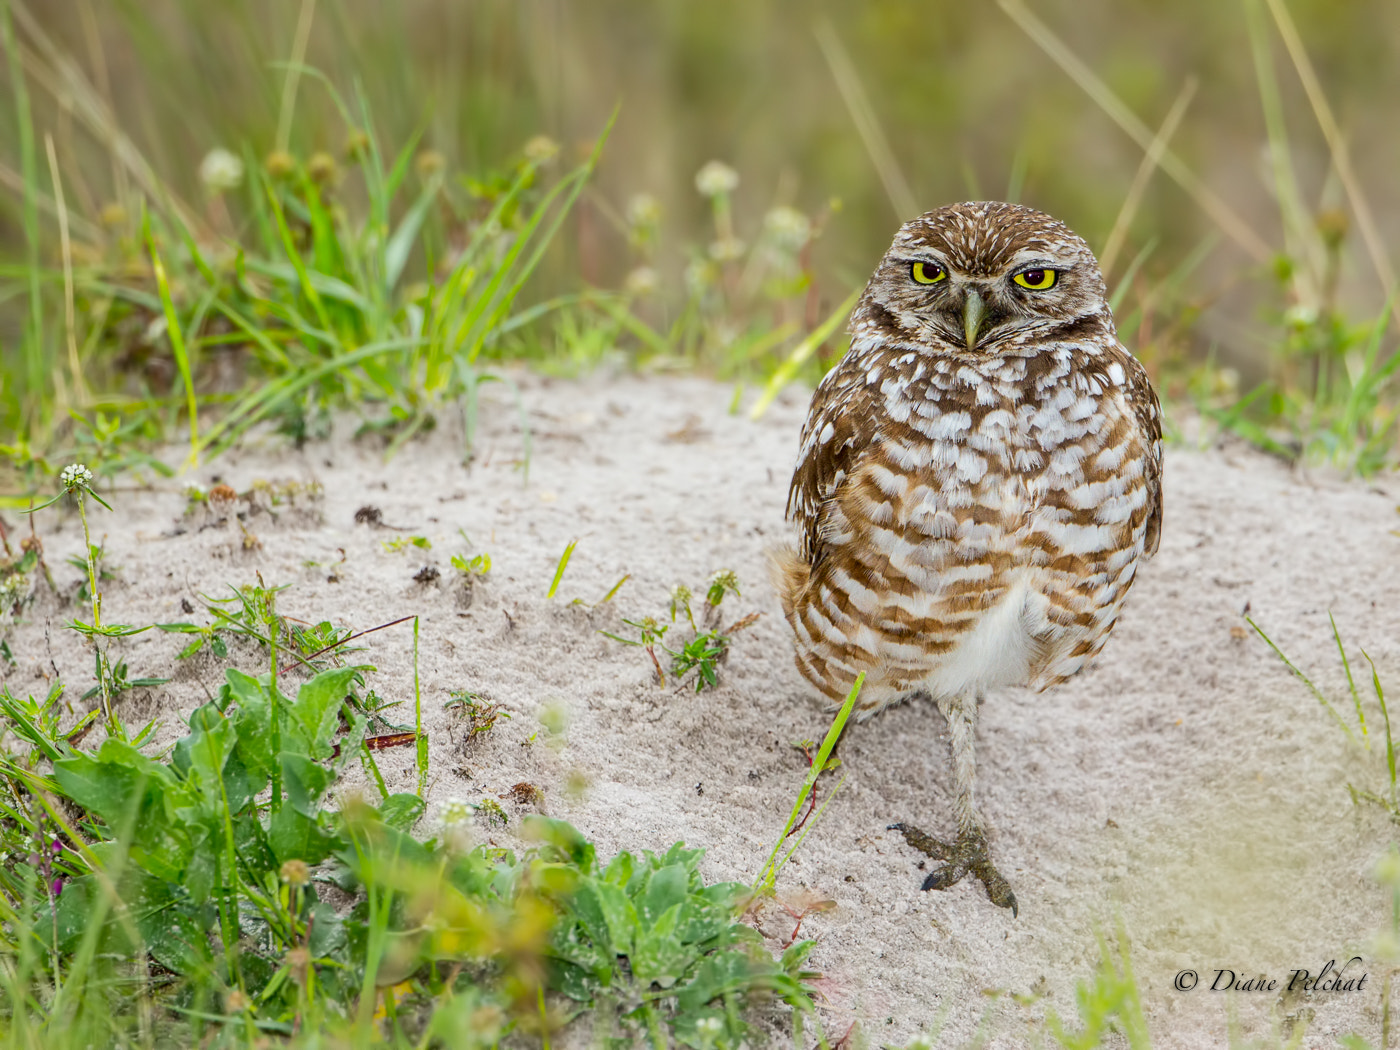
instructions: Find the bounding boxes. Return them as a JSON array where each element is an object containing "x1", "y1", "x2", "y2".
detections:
[{"x1": 894, "y1": 823, "x2": 1018, "y2": 917}]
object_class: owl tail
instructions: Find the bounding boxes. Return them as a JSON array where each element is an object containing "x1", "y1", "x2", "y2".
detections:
[{"x1": 766, "y1": 544, "x2": 809, "y2": 623}]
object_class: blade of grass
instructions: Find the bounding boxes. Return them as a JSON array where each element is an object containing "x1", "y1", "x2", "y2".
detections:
[
  {"x1": 750, "y1": 288, "x2": 860, "y2": 420},
  {"x1": 998, "y1": 0, "x2": 1271, "y2": 262},
  {"x1": 43, "y1": 132, "x2": 86, "y2": 409},
  {"x1": 2, "y1": 1, "x2": 45, "y2": 431},
  {"x1": 1246, "y1": 616, "x2": 1355, "y2": 743},
  {"x1": 275, "y1": 0, "x2": 317, "y2": 153},
  {"x1": 197, "y1": 337, "x2": 423, "y2": 458},
  {"x1": 754, "y1": 671, "x2": 864, "y2": 893},
  {"x1": 1362, "y1": 651, "x2": 1397, "y2": 811},
  {"x1": 546, "y1": 539, "x2": 577, "y2": 599},
  {"x1": 414, "y1": 616, "x2": 427, "y2": 798},
  {"x1": 813, "y1": 16, "x2": 916, "y2": 221},
  {"x1": 143, "y1": 206, "x2": 199, "y2": 468},
  {"x1": 1262, "y1": 0, "x2": 1399, "y2": 323},
  {"x1": 1330, "y1": 612, "x2": 1367, "y2": 745},
  {"x1": 1100, "y1": 77, "x2": 1196, "y2": 280},
  {"x1": 1244, "y1": 0, "x2": 1321, "y2": 308}
]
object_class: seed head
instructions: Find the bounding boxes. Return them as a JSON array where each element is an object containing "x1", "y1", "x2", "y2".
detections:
[
  {"x1": 344, "y1": 129, "x2": 371, "y2": 160},
  {"x1": 263, "y1": 150, "x2": 296, "y2": 179},
  {"x1": 626, "y1": 193, "x2": 662, "y2": 229},
  {"x1": 279, "y1": 859, "x2": 310, "y2": 887},
  {"x1": 522, "y1": 135, "x2": 560, "y2": 164},
  {"x1": 624, "y1": 266, "x2": 659, "y2": 297},
  {"x1": 199, "y1": 148, "x2": 244, "y2": 194},
  {"x1": 307, "y1": 152, "x2": 339, "y2": 186},
  {"x1": 415, "y1": 150, "x2": 446, "y2": 177},
  {"x1": 763, "y1": 206, "x2": 812, "y2": 252},
  {"x1": 1315, "y1": 208, "x2": 1349, "y2": 251},
  {"x1": 224, "y1": 989, "x2": 251, "y2": 1014},
  {"x1": 695, "y1": 160, "x2": 739, "y2": 198},
  {"x1": 708, "y1": 236, "x2": 746, "y2": 262}
]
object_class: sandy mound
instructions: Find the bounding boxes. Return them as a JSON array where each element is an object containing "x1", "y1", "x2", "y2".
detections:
[{"x1": 4, "y1": 372, "x2": 1398, "y2": 1048}]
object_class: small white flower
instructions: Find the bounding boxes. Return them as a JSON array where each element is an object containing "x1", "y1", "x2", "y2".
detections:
[
  {"x1": 763, "y1": 206, "x2": 812, "y2": 252},
  {"x1": 685, "y1": 259, "x2": 717, "y2": 295},
  {"x1": 1283, "y1": 303, "x2": 1318, "y2": 330},
  {"x1": 695, "y1": 160, "x2": 739, "y2": 198},
  {"x1": 694, "y1": 1016, "x2": 723, "y2": 1039},
  {"x1": 523, "y1": 135, "x2": 559, "y2": 164},
  {"x1": 627, "y1": 193, "x2": 662, "y2": 228},
  {"x1": 199, "y1": 148, "x2": 244, "y2": 193},
  {"x1": 708, "y1": 236, "x2": 746, "y2": 262},
  {"x1": 440, "y1": 797, "x2": 474, "y2": 826},
  {"x1": 60, "y1": 464, "x2": 93, "y2": 491},
  {"x1": 1376, "y1": 847, "x2": 1400, "y2": 887},
  {"x1": 624, "y1": 266, "x2": 659, "y2": 297}
]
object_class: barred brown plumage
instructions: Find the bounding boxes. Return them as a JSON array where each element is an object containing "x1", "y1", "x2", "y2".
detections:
[{"x1": 776, "y1": 201, "x2": 1162, "y2": 914}]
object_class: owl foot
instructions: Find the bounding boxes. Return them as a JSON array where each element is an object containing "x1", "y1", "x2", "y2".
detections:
[{"x1": 888, "y1": 822, "x2": 1018, "y2": 917}]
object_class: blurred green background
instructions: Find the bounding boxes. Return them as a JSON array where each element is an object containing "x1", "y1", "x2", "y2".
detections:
[{"x1": 3, "y1": 0, "x2": 1399, "y2": 467}]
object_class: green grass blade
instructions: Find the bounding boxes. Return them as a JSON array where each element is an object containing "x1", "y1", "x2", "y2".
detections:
[
  {"x1": 1363, "y1": 650, "x2": 1397, "y2": 811},
  {"x1": 384, "y1": 176, "x2": 441, "y2": 293},
  {"x1": 1, "y1": 2, "x2": 45, "y2": 431},
  {"x1": 546, "y1": 539, "x2": 578, "y2": 599},
  {"x1": 750, "y1": 288, "x2": 861, "y2": 420},
  {"x1": 143, "y1": 207, "x2": 199, "y2": 466},
  {"x1": 1247, "y1": 617, "x2": 1356, "y2": 743},
  {"x1": 1330, "y1": 612, "x2": 1367, "y2": 745},
  {"x1": 754, "y1": 671, "x2": 864, "y2": 892},
  {"x1": 414, "y1": 616, "x2": 427, "y2": 798}
]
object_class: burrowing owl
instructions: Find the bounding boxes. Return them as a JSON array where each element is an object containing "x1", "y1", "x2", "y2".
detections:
[{"x1": 774, "y1": 201, "x2": 1162, "y2": 914}]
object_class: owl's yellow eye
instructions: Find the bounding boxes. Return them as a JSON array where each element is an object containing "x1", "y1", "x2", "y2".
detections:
[
  {"x1": 911, "y1": 261, "x2": 945, "y2": 285},
  {"x1": 1013, "y1": 268, "x2": 1057, "y2": 290}
]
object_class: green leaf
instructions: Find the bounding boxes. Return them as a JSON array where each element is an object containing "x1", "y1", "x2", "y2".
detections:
[
  {"x1": 592, "y1": 880, "x2": 639, "y2": 959},
  {"x1": 288, "y1": 666, "x2": 362, "y2": 759},
  {"x1": 630, "y1": 901, "x2": 694, "y2": 987},
  {"x1": 384, "y1": 179, "x2": 440, "y2": 291},
  {"x1": 280, "y1": 752, "x2": 330, "y2": 817},
  {"x1": 676, "y1": 949, "x2": 764, "y2": 1012},
  {"x1": 639, "y1": 862, "x2": 691, "y2": 925},
  {"x1": 379, "y1": 792, "x2": 426, "y2": 831},
  {"x1": 269, "y1": 804, "x2": 335, "y2": 865}
]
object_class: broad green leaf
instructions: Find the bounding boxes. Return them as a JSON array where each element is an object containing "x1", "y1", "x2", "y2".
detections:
[
  {"x1": 546, "y1": 957, "x2": 598, "y2": 1002},
  {"x1": 639, "y1": 863, "x2": 690, "y2": 925},
  {"x1": 269, "y1": 804, "x2": 335, "y2": 865},
  {"x1": 280, "y1": 752, "x2": 330, "y2": 817},
  {"x1": 676, "y1": 949, "x2": 764, "y2": 1012},
  {"x1": 288, "y1": 666, "x2": 362, "y2": 759},
  {"x1": 592, "y1": 880, "x2": 638, "y2": 959},
  {"x1": 379, "y1": 792, "x2": 426, "y2": 831},
  {"x1": 54, "y1": 740, "x2": 196, "y2": 879},
  {"x1": 630, "y1": 901, "x2": 693, "y2": 987}
]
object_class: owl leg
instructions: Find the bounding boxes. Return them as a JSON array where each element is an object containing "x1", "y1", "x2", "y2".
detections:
[{"x1": 889, "y1": 692, "x2": 1018, "y2": 916}]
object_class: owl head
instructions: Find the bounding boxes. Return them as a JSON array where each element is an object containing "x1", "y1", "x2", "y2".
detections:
[{"x1": 851, "y1": 201, "x2": 1111, "y2": 355}]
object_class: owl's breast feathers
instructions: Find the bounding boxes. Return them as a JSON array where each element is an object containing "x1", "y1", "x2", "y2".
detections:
[{"x1": 781, "y1": 329, "x2": 1162, "y2": 709}]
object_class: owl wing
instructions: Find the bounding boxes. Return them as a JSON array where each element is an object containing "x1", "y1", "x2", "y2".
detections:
[
  {"x1": 786, "y1": 361, "x2": 882, "y2": 567},
  {"x1": 1122, "y1": 348, "x2": 1163, "y2": 557}
]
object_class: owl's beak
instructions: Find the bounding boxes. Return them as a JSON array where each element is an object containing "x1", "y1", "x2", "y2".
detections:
[{"x1": 962, "y1": 288, "x2": 987, "y2": 350}]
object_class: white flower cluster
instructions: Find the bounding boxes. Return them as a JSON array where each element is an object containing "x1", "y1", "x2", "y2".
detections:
[
  {"x1": 627, "y1": 193, "x2": 662, "y2": 228},
  {"x1": 624, "y1": 266, "x2": 659, "y2": 297},
  {"x1": 59, "y1": 463, "x2": 92, "y2": 490},
  {"x1": 694, "y1": 160, "x2": 739, "y2": 198},
  {"x1": 763, "y1": 206, "x2": 812, "y2": 253},
  {"x1": 199, "y1": 148, "x2": 244, "y2": 193},
  {"x1": 439, "y1": 797, "x2": 474, "y2": 826}
]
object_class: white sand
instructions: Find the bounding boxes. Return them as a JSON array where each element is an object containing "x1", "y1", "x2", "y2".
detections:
[{"x1": 4, "y1": 372, "x2": 1398, "y2": 1048}]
